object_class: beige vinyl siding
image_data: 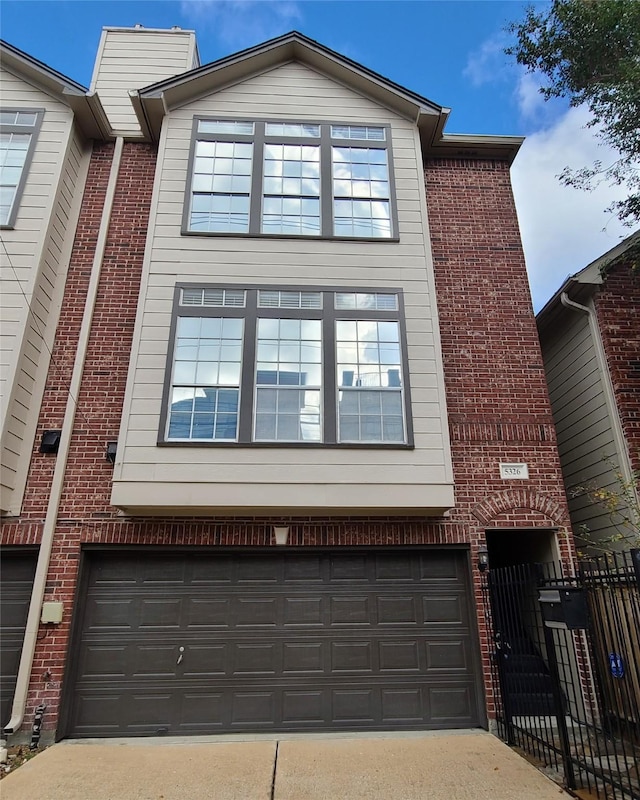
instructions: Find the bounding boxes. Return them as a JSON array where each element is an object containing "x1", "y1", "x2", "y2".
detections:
[
  {"x1": 542, "y1": 306, "x2": 626, "y2": 547},
  {"x1": 112, "y1": 61, "x2": 453, "y2": 514},
  {"x1": 0, "y1": 67, "x2": 89, "y2": 514},
  {"x1": 92, "y1": 29, "x2": 197, "y2": 133}
]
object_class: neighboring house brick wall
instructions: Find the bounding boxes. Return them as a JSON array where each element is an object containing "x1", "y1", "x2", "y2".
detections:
[{"x1": 593, "y1": 259, "x2": 640, "y2": 474}]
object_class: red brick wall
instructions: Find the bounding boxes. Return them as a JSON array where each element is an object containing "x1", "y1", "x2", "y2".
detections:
[
  {"x1": 1, "y1": 150, "x2": 574, "y2": 736},
  {"x1": 424, "y1": 156, "x2": 575, "y2": 713},
  {"x1": 593, "y1": 256, "x2": 640, "y2": 474}
]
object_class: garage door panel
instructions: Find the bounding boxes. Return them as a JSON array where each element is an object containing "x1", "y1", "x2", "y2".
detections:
[
  {"x1": 425, "y1": 639, "x2": 470, "y2": 671},
  {"x1": 423, "y1": 594, "x2": 465, "y2": 623},
  {"x1": 429, "y1": 685, "x2": 476, "y2": 722},
  {"x1": 329, "y1": 555, "x2": 368, "y2": 581},
  {"x1": 85, "y1": 598, "x2": 134, "y2": 630},
  {"x1": 283, "y1": 597, "x2": 322, "y2": 625},
  {"x1": 330, "y1": 596, "x2": 371, "y2": 624},
  {"x1": 232, "y1": 691, "x2": 276, "y2": 724},
  {"x1": 282, "y1": 690, "x2": 324, "y2": 722},
  {"x1": 0, "y1": 551, "x2": 37, "y2": 727},
  {"x1": 333, "y1": 689, "x2": 375, "y2": 721},
  {"x1": 381, "y1": 688, "x2": 423, "y2": 721},
  {"x1": 379, "y1": 640, "x2": 420, "y2": 672},
  {"x1": 377, "y1": 595, "x2": 418, "y2": 624},
  {"x1": 374, "y1": 553, "x2": 414, "y2": 580},
  {"x1": 283, "y1": 642, "x2": 323, "y2": 673},
  {"x1": 183, "y1": 644, "x2": 227, "y2": 675},
  {"x1": 68, "y1": 550, "x2": 481, "y2": 736},
  {"x1": 139, "y1": 598, "x2": 182, "y2": 628},
  {"x1": 236, "y1": 597, "x2": 278, "y2": 626},
  {"x1": 187, "y1": 598, "x2": 230, "y2": 627},
  {"x1": 419, "y1": 552, "x2": 464, "y2": 580}
]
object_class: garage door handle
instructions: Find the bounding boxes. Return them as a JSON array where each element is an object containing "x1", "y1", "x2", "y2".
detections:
[{"x1": 177, "y1": 646, "x2": 184, "y2": 665}]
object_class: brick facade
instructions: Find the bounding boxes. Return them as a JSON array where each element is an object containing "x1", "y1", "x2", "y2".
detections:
[
  {"x1": 593, "y1": 256, "x2": 640, "y2": 474},
  {"x1": 1, "y1": 146, "x2": 574, "y2": 737}
]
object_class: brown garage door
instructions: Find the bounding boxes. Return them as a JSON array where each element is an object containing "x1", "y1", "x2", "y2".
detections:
[
  {"x1": 0, "y1": 550, "x2": 37, "y2": 727},
  {"x1": 67, "y1": 549, "x2": 481, "y2": 737}
]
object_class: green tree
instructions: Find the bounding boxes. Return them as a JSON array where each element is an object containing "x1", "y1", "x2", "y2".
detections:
[{"x1": 506, "y1": 0, "x2": 640, "y2": 226}]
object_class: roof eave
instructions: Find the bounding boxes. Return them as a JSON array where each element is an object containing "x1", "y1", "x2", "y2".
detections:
[
  {"x1": 1, "y1": 40, "x2": 110, "y2": 140},
  {"x1": 537, "y1": 229, "x2": 640, "y2": 329},
  {"x1": 136, "y1": 31, "x2": 443, "y2": 141},
  {"x1": 421, "y1": 130, "x2": 524, "y2": 165}
]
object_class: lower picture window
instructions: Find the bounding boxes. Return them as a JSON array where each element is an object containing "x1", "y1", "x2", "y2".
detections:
[{"x1": 163, "y1": 286, "x2": 411, "y2": 446}]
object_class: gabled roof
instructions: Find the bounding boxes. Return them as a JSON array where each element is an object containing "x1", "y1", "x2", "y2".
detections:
[
  {"x1": 0, "y1": 40, "x2": 111, "y2": 139},
  {"x1": 131, "y1": 31, "x2": 522, "y2": 163},
  {"x1": 537, "y1": 229, "x2": 640, "y2": 329}
]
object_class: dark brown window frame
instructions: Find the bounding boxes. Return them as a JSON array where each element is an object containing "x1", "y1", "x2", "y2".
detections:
[
  {"x1": 181, "y1": 118, "x2": 400, "y2": 242},
  {"x1": 158, "y1": 283, "x2": 414, "y2": 449},
  {"x1": 0, "y1": 107, "x2": 45, "y2": 230}
]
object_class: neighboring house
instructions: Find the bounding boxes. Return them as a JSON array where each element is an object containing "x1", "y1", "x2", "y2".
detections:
[
  {"x1": 0, "y1": 27, "x2": 574, "y2": 743},
  {"x1": 537, "y1": 232, "x2": 640, "y2": 552}
]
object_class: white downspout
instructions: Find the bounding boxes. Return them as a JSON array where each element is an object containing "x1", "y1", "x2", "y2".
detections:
[
  {"x1": 560, "y1": 291, "x2": 636, "y2": 495},
  {"x1": 3, "y1": 136, "x2": 124, "y2": 737}
]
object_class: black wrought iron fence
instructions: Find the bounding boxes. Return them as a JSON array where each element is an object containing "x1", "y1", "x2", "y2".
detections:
[{"x1": 482, "y1": 550, "x2": 640, "y2": 800}]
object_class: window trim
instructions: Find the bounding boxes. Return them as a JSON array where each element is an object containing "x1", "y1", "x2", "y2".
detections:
[
  {"x1": 0, "y1": 107, "x2": 44, "y2": 230},
  {"x1": 181, "y1": 118, "x2": 400, "y2": 242},
  {"x1": 158, "y1": 283, "x2": 414, "y2": 448}
]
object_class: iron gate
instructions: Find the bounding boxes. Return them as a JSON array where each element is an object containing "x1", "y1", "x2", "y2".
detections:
[{"x1": 482, "y1": 551, "x2": 640, "y2": 799}]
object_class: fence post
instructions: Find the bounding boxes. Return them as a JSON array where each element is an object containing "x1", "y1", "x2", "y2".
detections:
[{"x1": 541, "y1": 622, "x2": 578, "y2": 790}]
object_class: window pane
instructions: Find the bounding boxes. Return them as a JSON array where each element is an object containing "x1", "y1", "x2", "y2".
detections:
[
  {"x1": 255, "y1": 389, "x2": 321, "y2": 441},
  {"x1": 335, "y1": 292, "x2": 398, "y2": 311},
  {"x1": 255, "y1": 318, "x2": 322, "y2": 440},
  {"x1": 265, "y1": 123, "x2": 320, "y2": 137},
  {"x1": 262, "y1": 142, "x2": 320, "y2": 236},
  {"x1": 338, "y1": 389, "x2": 404, "y2": 443},
  {"x1": 198, "y1": 120, "x2": 254, "y2": 134},
  {"x1": 336, "y1": 315, "x2": 405, "y2": 442},
  {"x1": 168, "y1": 318, "x2": 242, "y2": 440},
  {"x1": 331, "y1": 125, "x2": 385, "y2": 141},
  {"x1": 190, "y1": 140, "x2": 253, "y2": 233}
]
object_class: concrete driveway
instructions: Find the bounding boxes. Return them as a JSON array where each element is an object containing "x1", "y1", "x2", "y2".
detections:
[{"x1": 2, "y1": 730, "x2": 570, "y2": 800}]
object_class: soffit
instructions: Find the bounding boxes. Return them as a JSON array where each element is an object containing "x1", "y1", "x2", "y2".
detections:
[{"x1": 0, "y1": 40, "x2": 111, "y2": 139}]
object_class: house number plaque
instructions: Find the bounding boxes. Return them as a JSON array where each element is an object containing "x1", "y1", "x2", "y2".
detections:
[{"x1": 499, "y1": 463, "x2": 529, "y2": 480}]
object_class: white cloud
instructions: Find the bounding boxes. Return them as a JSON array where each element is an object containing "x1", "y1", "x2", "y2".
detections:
[
  {"x1": 181, "y1": 0, "x2": 301, "y2": 48},
  {"x1": 515, "y1": 71, "x2": 547, "y2": 121},
  {"x1": 463, "y1": 32, "x2": 510, "y2": 87},
  {"x1": 511, "y1": 105, "x2": 630, "y2": 312}
]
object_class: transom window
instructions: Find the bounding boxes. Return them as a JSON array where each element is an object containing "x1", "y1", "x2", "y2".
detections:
[
  {"x1": 0, "y1": 108, "x2": 43, "y2": 228},
  {"x1": 162, "y1": 286, "x2": 412, "y2": 447},
  {"x1": 184, "y1": 120, "x2": 397, "y2": 240}
]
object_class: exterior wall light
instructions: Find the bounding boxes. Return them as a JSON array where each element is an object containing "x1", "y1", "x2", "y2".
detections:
[
  {"x1": 39, "y1": 430, "x2": 61, "y2": 454},
  {"x1": 477, "y1": 546, "x2": 489, "y2": 572},
  {"x1": 105, "y1": 442, "x2": 118, "y2": 463},
  {"x1": 273, "y1": 526, "x2": 289, "y2": 546}
]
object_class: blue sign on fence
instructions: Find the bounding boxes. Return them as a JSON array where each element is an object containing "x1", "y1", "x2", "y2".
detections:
[{"x1": 609, "y1": 652, "x2": 625, "y2": 679}]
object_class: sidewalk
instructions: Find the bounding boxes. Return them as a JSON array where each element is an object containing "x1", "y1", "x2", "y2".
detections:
[{"x1": 1, "y1": 730, "x2": 571, "y2": 800}]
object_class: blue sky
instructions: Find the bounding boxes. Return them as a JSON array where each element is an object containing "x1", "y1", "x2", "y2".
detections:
[{"x1": 2, "y1": 0, "x2": 632, "y2": 309}]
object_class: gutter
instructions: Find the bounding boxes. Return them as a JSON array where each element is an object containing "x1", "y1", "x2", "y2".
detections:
[{"x1": 3, "y1": 137, "x2": 125, "y2": 737}]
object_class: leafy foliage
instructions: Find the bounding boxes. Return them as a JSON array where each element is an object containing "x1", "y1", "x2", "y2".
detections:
[
  {"x1": 571, "y1": 466, "x2": 640, "y2": 554},
  {"x1": 506, "y1": 0, "x2": 640, "y2": 226}
]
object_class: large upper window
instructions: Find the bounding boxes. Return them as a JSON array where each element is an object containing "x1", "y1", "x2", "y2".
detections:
[
  {"x1": 161, "y1": 286, "x2": 412, "y2": 446},
  {"x1": 0, "y1": 109, "x2": 43, "y2": 228},
  {"x1": 184, "y1": 120, "x2": 397, "y2": 240}
]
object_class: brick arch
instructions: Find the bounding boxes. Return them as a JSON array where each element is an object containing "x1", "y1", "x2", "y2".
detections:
[{"x1": 471, "y1": 489, "x2": 565, "y2": 526}]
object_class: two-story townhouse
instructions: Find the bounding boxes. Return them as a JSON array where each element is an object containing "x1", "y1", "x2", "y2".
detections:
[
  {"x1": 537, "y1": 231, "x2": 640, "y2": 552},
  {"x1": 1, "y1": 27, "x2": 575, "y2": 744}
]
